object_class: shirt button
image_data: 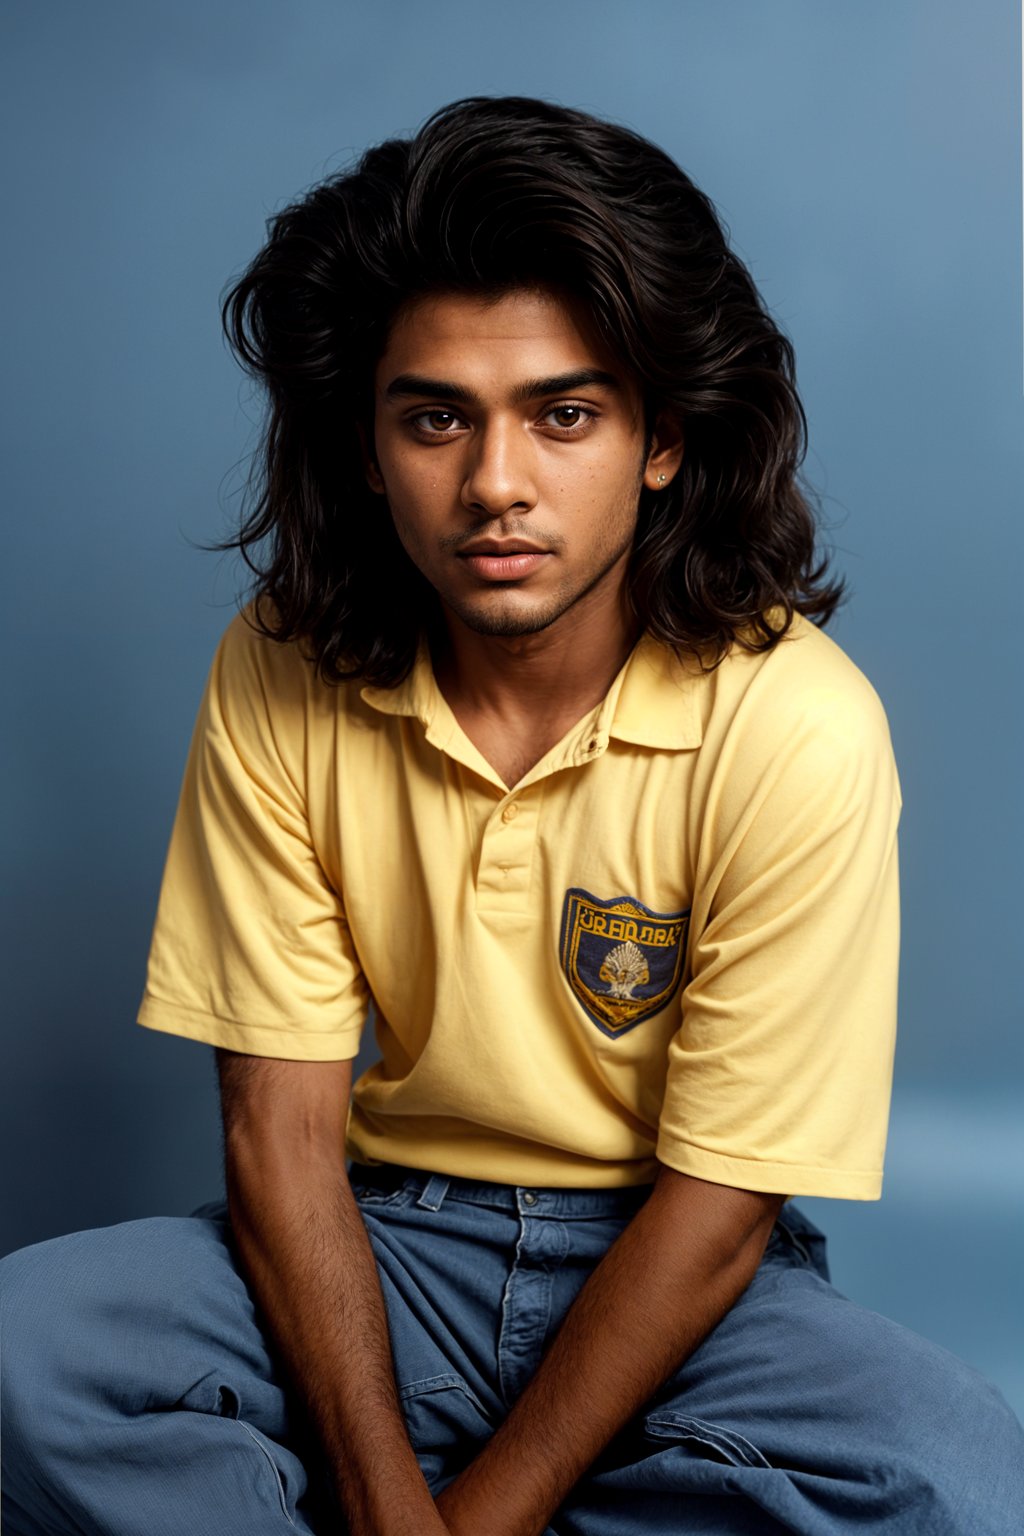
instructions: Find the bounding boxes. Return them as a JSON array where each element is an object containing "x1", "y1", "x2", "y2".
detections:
[
  {"x1": 522, "y1": 1191, "x2": 538, "y2": 1206},
  {"x1": 501, "y1": 802, "x2": 519, "y2": 823}
]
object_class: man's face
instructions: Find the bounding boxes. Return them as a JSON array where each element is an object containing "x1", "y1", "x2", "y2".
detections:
[{"x1": 368, "y1": 287, "x2": 679, "y2": 644}]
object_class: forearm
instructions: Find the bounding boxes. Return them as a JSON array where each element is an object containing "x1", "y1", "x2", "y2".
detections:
[
  {"x1": 437, "y1": 1167, "x2": 782, "y2": 1536},
  {"x1": 219, "y1": 1056, "x2": 447, "y2": 1536}
]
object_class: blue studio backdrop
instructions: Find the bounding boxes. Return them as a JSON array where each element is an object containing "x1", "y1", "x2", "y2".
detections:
[{"x1": 3, "y1": 1, "x2": 1022, "y2": 1416}]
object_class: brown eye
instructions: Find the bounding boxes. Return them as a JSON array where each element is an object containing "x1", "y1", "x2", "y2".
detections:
[
  {"x1": 411, "y1": 409, "x2": 463, "y2": 435},
  {"x1": 545, "y1": 404, "x2": 593, "y2": 431}
]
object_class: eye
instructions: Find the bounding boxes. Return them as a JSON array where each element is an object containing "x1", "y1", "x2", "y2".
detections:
[
  {"x1": 410, "y1": 409, "x2": 464, "y2": 436},
  {"x1": 543, "y1": 403, "x2": 595, "y2": 433}
]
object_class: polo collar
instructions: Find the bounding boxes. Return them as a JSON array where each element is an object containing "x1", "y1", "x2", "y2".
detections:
[
  {"x1": 607, "y1": 632, "x2": 704, "y2": 749},
  {"x1": 359, "y1": 640, "x2": 438, "y2": 728},
  {"x1": 360, "y1": 631, "x2": 704, "y2": 752}
]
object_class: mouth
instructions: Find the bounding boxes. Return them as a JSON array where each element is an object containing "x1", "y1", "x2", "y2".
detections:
[{"x1": 457, "y1": 541, "x2": 551, "y2": 582}]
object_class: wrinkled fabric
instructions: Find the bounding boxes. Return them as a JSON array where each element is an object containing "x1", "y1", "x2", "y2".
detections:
[{"x1": 2, "y1": 1170, "x2": 1022, "y2": 1535}]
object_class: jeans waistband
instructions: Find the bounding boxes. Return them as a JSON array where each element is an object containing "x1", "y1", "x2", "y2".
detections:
[{"x1": 348, "y1": 1161, "x2": 655, "y2": 1218}]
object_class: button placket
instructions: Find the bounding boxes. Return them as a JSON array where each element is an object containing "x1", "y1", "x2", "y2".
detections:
[{"x1": 476, "y1": 786, "x2": 543, "y2": 913}]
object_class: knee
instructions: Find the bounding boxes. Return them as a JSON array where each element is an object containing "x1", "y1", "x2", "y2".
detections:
[
  {"x1": 1, "y1": 1231, "x2": 94, "y2": 1454},
  {"x1": 1, "y1": 1219, "x2": 192, "y2": 1425},
  {"x1": 1, "y1": 1230, "x2": 88, "y2": 1364},
  {"x1": 924, "y1": 1350, "x2": 1024, "y2": 1494},
  {"x1": 768, "y1": 1284, "x2": 1024, "y2": 1527},
  {"x1": 871, "y1": 1325, "x2": 1024, "y2": 1529},
  {"x1": 897, "y1": 1324, "x2": 1020, "y2": 1443}
]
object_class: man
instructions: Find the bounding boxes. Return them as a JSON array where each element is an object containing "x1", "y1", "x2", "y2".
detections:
[{"x1": 2, "y1": 96, "x2": 1022, "y2": 1536}]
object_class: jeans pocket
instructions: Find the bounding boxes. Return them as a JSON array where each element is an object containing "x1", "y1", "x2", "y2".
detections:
[
  {"x1": 351, "y1": 1182, "x2": 417, "y2": 1209},
  {"x1": 643, "y1": 1410, "x2": 772, "y2": 1470},
  {"x1": 399, "y1": 1374, "x2": 495, "y2": 1492}
]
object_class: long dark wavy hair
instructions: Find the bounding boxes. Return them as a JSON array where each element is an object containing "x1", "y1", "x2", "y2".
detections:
[{"x1": 222, "y1": 95, "x2": 843, "y2": 685}]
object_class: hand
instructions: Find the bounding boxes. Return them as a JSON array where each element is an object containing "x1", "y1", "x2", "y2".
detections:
[{"x1": 430, "y1": 1169, "x2": 783, "y2": 1536}]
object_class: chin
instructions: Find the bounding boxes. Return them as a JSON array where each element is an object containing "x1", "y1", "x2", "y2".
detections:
[{"x1": 453, "y1": 596, "x2": 567, "y2": 638}]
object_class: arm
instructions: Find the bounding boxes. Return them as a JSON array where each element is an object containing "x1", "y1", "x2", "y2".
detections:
[
  {"x1": 435, "y1": 642, "x2": 897, "y2": 1533},
  {"x1": 217, "y1": 1049, "x2": 450, "y2": 1536},
  {"x1": 436, "y1": 1164, "x2": 783, "y2": 1536}
]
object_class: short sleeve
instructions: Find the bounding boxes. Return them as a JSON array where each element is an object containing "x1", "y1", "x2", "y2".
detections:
[
  {"x1": 656, "y1": 638, "x2": 901, "y2": 1199},
  {"x1": 138, "y1": 613, "x2": 369, "y2": 1060}
]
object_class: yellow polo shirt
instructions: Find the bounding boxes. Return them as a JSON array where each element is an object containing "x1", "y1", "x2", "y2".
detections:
[{"x1": 138, "y1": 609, "x2": 900, "y2": 1198}]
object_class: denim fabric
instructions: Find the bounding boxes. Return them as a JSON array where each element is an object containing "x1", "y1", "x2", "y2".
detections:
[{"x1": 2, "y1": 1167, "x2": 1022, "y2": 1535}]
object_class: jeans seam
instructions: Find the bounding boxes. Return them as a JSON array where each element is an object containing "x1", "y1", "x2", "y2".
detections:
[
  {"x1": 236, "y1": 1419, "x2": 296, "y2": 1527},
  {"x1": 399, "y1": 1372, "x2": 490, "y2": 1414},
  {"x1": 644, "y1": 1411, "x2": 772, "y2": 1470}
]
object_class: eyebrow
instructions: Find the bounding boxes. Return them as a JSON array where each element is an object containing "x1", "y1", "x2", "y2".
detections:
[{"x1": 383, "y1": 368, "x2": 622, "y2": 405}]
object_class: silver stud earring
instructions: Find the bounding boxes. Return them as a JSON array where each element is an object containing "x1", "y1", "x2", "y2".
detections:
[{"x1": 656, "y1": 474, "x2": 667, "y2": 484}]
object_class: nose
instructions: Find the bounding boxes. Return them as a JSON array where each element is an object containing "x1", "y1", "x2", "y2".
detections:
[{"x1": 460, "y1": 418, "x2": 538, "y2": 519}]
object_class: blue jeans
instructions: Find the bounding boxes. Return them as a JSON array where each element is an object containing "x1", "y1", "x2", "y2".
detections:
[{"x1": 2, "y1": 1166, "x2": 1022, "y2": 1534}]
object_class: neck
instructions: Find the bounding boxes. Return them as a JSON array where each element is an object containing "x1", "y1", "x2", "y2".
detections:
[{"x1": 432, "y1": 589, "x2": 639, "y2": 732}]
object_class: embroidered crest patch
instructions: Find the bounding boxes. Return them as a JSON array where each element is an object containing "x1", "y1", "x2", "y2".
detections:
[{"x1": 559, "y1": 888, "x2": 690, "y2": 1038}]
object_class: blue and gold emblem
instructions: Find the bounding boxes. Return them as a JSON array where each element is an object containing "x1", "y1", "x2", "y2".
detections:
[{"x1": 559, "y1": 888, "x2": 690, "y2": 1038}]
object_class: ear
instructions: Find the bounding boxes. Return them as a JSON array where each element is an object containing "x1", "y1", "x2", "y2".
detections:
[
  {"x1": 642, "y1": 412, "x2": 685, "y2": 492},
  {"x1": 357, "y1": 422, "x2": 387, "y2": 496}
]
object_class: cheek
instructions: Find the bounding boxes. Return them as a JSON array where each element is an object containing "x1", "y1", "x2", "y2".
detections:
[
  {"x1": 388, "y1": 490, "x2": 442, "y2": 557},
  {"x1": 585, "y1": 453, "x2": 644, "y2": 523},
  {"x1": 580, "y1": 433, "x2": 644, "y2": 491},
  {"x1": 388, "y1": 500, "x2": 427, "y2": 556},
  {"x1": 385, "y1": 485, "x2": 450, "y2": 573},
  {"x1": 384, "y1": 445, "x2": 452, "y2": 512}
]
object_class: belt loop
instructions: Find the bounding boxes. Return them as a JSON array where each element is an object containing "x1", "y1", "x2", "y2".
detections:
[{"x1": 416, "y1": 1174, "x2": 450, "y2": 1211}]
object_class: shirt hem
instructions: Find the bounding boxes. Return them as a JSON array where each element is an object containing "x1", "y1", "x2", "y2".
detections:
[
  {"x1": 656, "y1": 1134, "x2": 883, "y2": 1201},
  {"x1": 137, "y1": 993, "x2": 365, "y2": 1061}
]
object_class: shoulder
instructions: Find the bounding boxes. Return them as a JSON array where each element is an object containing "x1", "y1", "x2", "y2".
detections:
[
  {"x1": 695, "y1": 618, "x2": 900, "y2": 815},
  {"x1": 704, "y1": 616, "x2": 892, "y2": 750},
  {"x1": 212, "y1": 606, "x2": 361, "y2": 718},
  {"x1": 204, "y1": 607, "x2": 370, "y2": 775},
  {"x1": 214, "y1": 604, "x2": 313, "y2": 695}
]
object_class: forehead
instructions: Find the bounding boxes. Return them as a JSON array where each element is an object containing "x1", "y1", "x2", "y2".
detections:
[{"x1": 376, "y1": 287, "x2": 626, "y2": 393}]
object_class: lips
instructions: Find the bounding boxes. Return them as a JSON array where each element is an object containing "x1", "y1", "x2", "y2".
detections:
[
  {"x1": 458, "y1": 544, "x2": 551, "y2": 582},
  {"x1": 458, "y1": 540, "x2": 548, "y2": 557}
]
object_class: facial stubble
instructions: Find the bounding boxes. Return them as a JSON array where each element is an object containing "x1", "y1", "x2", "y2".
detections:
[{"x1": 402, "y1": 451, "x2": 649, "y2": 640}]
